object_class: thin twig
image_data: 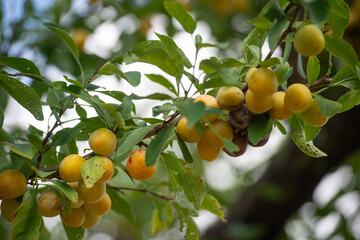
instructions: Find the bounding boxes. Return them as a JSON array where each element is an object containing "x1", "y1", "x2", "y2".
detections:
[
  {"x1": 308, "y1": 76, "x2": 333, "y2": 90},
  {"x1": 143, "y1": 111, "x2": 180, "y2": 139},
  {"x1": 107, "y1": 184, "x2": 174, "y2": 201}
]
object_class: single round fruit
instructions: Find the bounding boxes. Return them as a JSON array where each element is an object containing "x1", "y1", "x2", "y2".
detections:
[
  {"x1": 294, "y1": 24, "x2": 325, "y2": 57},
  {"x1": 248, "y1": 68, "x2": 278, "y2": 97},
  {"x1": 38, "y1": 190, "x2": 63, "y2": 217},
  {"x1": 78, "y1": 181, "x2": 106, "y2": 203},
  {"x1": 301, "y1": 98, "x2": 328, "y2": 127},
  {"x1": 97, "y1": 157, "x2": 114, "y2": 183},
  {"x1": 270, "y1": 91, "x2": 294, "y2": 120},
  {"x1": 126, "y1": 150, "x2": 156, "y2": 181},
  {"x1": 176, "y1": 117, "x2": 205, "y2": 143},
  {"x1": 224, "y1": 131, "x2": 248, "y2": 157},
  {"x1": 66, "y1": 182, "x2": 85, "y2": 209},
  {"x1": 59, "y1": 154, "x2": 85, "y2": 182},
  {"x1": 89, "y1": 128, "x2": 117, "y2": 156},
  {"x1": 0, "y1": 169, "x2": 27, "y2": 199},
  {"x1": 1, "y1": 198, "x2": 20, "y2": 222},
  {"x1": 197, "y1": 137, "x2": 221, "y2": 162},
  {"x1": 82, "y1": 212, "x2": 102, "y2": 229},
  {"x1": 194, "y1": 95, "x2": 220, "y2": 122},
  {"x1": 248, "y1": 134, "x2": 270, "y2": 147},
  {"x1": 245, "y1": 90, "x2": 274, "y2": 114},
  {"x1": 216, "y1": 86, "x2": 245, "y2": 111},
  {"x1": 83, "y1": 192, "x2": 111, "y2": 216},
  {"x1": 284, "y1": 84, "x2": 312, "y2": 113},
  {"x1": 227, "y1": 104, "x2": 252, "y2": 130},
  {"x1": 245, "y1": 67, "x2": 257, "y2": 83},
  {"x1": 60, "y1": 207, "x2": 86, "y2": 228},
  {"x1": 205, "y1": 119, "x2": 233, "y2": 149}
]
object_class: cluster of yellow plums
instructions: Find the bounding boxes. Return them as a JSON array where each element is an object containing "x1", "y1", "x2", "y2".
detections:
[{"x1": 177, "y1": 24, "x2": 327, "y2": 161}]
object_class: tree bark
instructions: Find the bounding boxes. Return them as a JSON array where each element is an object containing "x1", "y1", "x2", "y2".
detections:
[{"x1": 204, "y1": 104, "x2": 360, "y2": 240}]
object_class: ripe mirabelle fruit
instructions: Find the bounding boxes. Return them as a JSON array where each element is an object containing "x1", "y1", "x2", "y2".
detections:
[
  {"x1": 176, "y1": 117, "x2": 204, "y2": 143},
  {"x1": 197, "y1": 137, "x2": 221, "y2": 162},
  {"x1": 78, "y1": 181, "x2": 106, "y2": 203},
  {"x1": 245, "y1": 67, "x2": 257, "y2": 83},
  {"x1": 60, "y1": 207, "x2": 86, "y2": 228},
  {"x1": 84, "y1": 192, "x2": 111, "y2": 216},
  {"x1": 66, "y1": 182, "x2": 85, "y2": 209},
  {"x1": 1, "y1": 198, "x2": 20, "y2": 222},
  {"x1": 38, "y1": 190, "x2": 63, "y2": 217},
  {"x1": 245, "y1": 90, "x2": 274, "y2": 114},
  {"x1": 248, "y1": 67, "x2": 278, "y2": 97},
  {"x1": 89, "y1": 128, "x2": 117, "y2": 156},
  {"x1": 97, "y1": 156, "x2": 114, "y2": 183},
  {"x1": 294, "y1": 24, "x2": 325, "y2": 57},
  {"x1": 82, "y1": 212, "x2": 102, "y2": 229},
  {"x1": 126, "y1": 150, "x2": 156, "y2": 181},
  {"x1": 270, "y1": 91, "x2": 294, "y2": 120},
  {"x1": 59, "y1": 154, "x2": 85, "y2": 182},
  {"x1": 216, "y1": 86, "x2": 245, "y2": 111},
  {"x1": 284, "y1": 83, "x2": 312, "y2": 113},
  {"x1": 194, "y1": 95, "x2": 220, "y2": 122},
  {"x1": 205, "y1": 119, "x2": 233, "y2": 149},
  {"x1": 0, "y1": 169, "x2": 27, "y2": 199},
  {"x1": 301, "y1": 99, "x2": 328, "y2": 127}
]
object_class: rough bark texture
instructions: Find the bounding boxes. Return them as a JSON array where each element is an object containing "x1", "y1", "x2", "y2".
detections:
[{"x1": 204, "y1": 105, "x2": 360, "y2": 240}]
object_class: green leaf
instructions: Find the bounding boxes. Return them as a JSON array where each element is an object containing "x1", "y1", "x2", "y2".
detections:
[
  {"x1": 274, "y1": 120, "x2": 287, "y2": 135},
  {"x1": 273, "y1": 62, "x2": 291, "y2": 85},
  {"x1": 200, "y1": 194, "x2": 226, "y2": 223},
  {"x1": 260, "y1": 58, "x2": 281, "y2": 68},
  {"x1": 268, "y1": 17, "x2": 287, "y2": 52},
  {"x1": 307, "y1": 56, "x2": 320, "y2": 86},
  {"x1": 328, "y1": 0, "x2": 350, "y2": 38},
  {"x1": 49, "y1": 179, "x2": 78, "y2": 204},
  {"x1": 241, "y1": 28, "x2": 267, "y2": 65},
  {"x1": 81, "y1": 155, "x2": 106, "y2": 188},
  {"x1": 289, "y1": 114, "x2": 327, "y2": 158},
  {"x1": 98, "y1": 62, "x2": 141, "y2": 87},
  {"x1": 164, "y1": 1, "x2": 196, "y2": 33},
  {"x1": 107, "y1": 188, "x2": 135, "y2": 226},
  {"x1": 0, "y1": 107, "x2": 3, "y2": 129},
  {"x1": 11, "y1": 189, "x2": 42, "y2": 240},
  {"x1": 304, "y1": 122, "x2": 321, "y2": 142},
  {"x1": 330, "y1": 65, "x2": 360, "y2": 89},
  {"x1": 51, "y1": 124, "x2": 83, "y2": 146},
  {"x1": 0, "y1": 75, "x2": 44, "y2": 120},
  {"x1": 177, "y1": 169, "x2": 205, "y2": 209},
  {"x1": 337, "y1": 89, "x2": 360, "y2": 113},
  {"x1": 0, "y1": 57, "x2": 41, "y2": 76},
  {"x1": 301, "y1": 0, "x2": 330, "y2": 23},
  {"x1": 178, "y1": 99, "x2": 206, "y2": 128},
  {"x1": 4, "y1": 142, "x2": 36, "y2": 160},
  {"x1": 44, "y1": 23, "x2": 79, "y2": 59},
  {"x1": 146, "y1": 125, "x2": 175, "y2": 167},
  {"x1": 146, "y1": 74, "x2": 177, "y2": 95},
  {"x1": 62, "y1": 225, "x2": 84, "y2": 240},
  {"x1": 184, "y1": 217, "x2": 200, "y2": 240},
  {"x1": 176, "y1": 134, "x2": 194, "y2": 163},
  {"x1": 115, "y1": 125, "x2": 153, "y2": 157},
  {"x1": 75, "y1": 104, "x2": 87, "y2": 119},
  {"x1": 124, "y1": 71, "x2": 141, "y2": 87},
  {"x1": 161, "y1": 152, "x2": 185, "y2": 173},
  {"x1": 315, "y1": 95, "x2": 342, "y2": 117},
  {"x1": 125, "y1": 40, "x2": 181, "y2": 78},
  {"x1": 248, "y1": 113, "x2": 273, "y2": 145},
  {"x1": 325, "y1": 36, "x2": 358, "y2": 69}
]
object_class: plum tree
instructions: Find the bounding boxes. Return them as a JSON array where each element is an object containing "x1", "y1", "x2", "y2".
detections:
[
  {"x1": 89, "y1": 128, "x2": 117, "y2": 156},
  {"x1": 216, "y1": 86, "x2": 244, "y2": 110},
  {"x1": 126, "y1": 150, "x2": 156, "y2": 181},
  {"x1": 176, "y1": 117, "x2": 205, "y2": 143},
  {"x1": 205, "y1": 119, "x2": 233, "y2": 149},
  {"x1": 83, "y1": 192, "x2": 111, "y2": 216},
  {"x1": 294, "y1": 24, "x2": 325, "y2": 57},
  {"x1": 0, "y1": 169, "x2": 27, "y2": 199},
  {"x1": 38, "y1": 190, "x2": 63, "y2": 217},
  {"x1": 284, "y1": 83, "x2": 313, "y2": 113},
  {"x1": 301, "y1": 99, "x2": 328, "y2": 127},
  {"x1": 248, "y1": 67, "x2": 278, "y2": 97},
  {"x1": 59, "y1": 154, "x2": 85, "y2": 182}
]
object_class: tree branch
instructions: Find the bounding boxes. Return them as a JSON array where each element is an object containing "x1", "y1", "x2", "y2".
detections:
[{"x1": 106, "y1": 184, "x2": 174, "y2": 201}]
